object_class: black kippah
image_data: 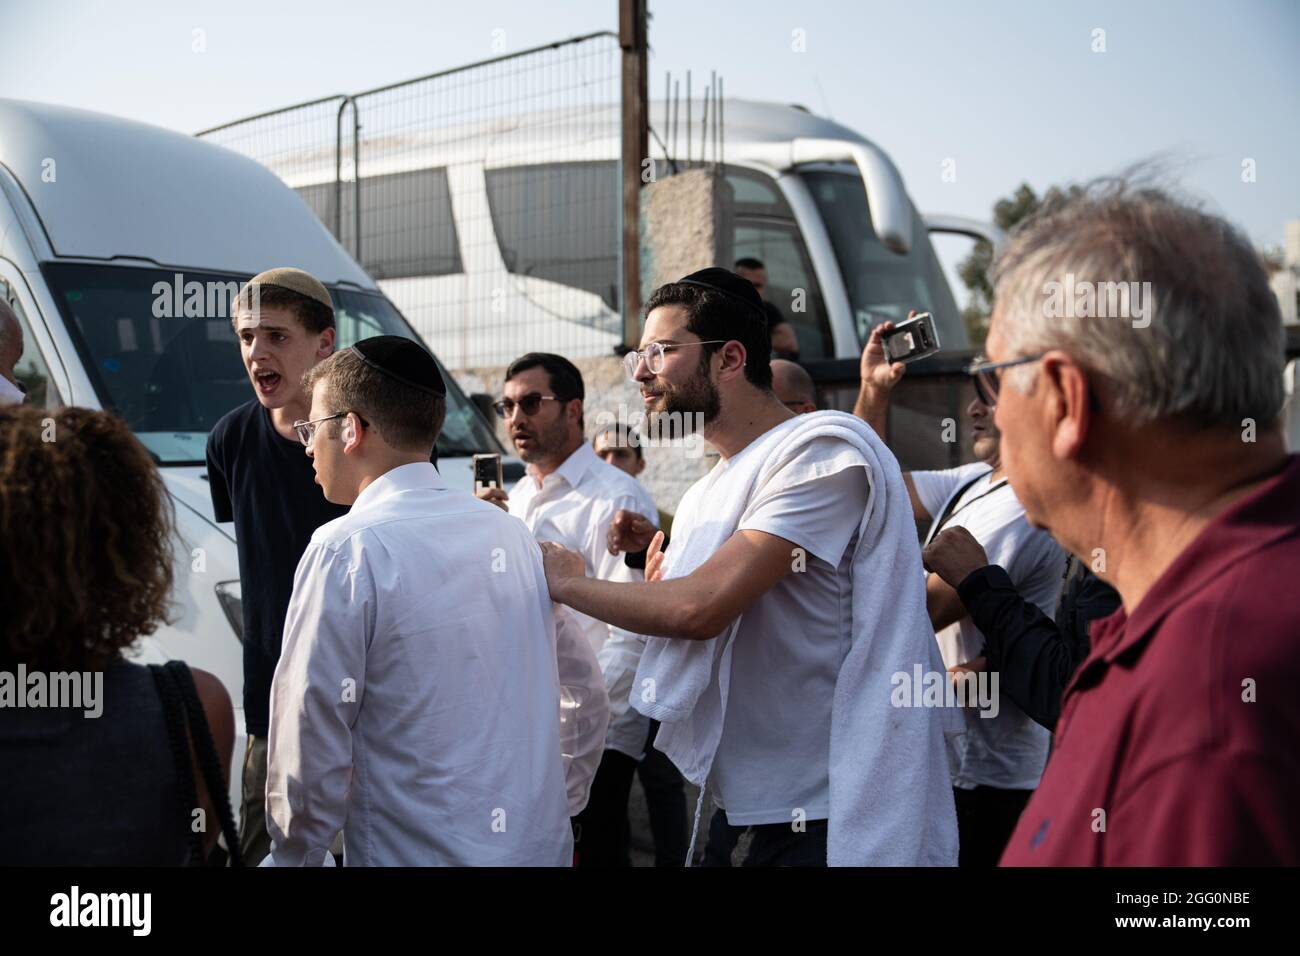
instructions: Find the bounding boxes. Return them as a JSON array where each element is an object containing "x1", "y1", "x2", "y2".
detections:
[
  {"x1": 677, "y1": 267, "x2": 766, "y2": 320},
  {"x1": 350, "y1": 335, "x2": 446, "y2": 397}
]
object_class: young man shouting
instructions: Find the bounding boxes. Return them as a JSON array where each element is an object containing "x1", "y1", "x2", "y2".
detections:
[{"x1": 205, "y1": 268, "x2": 345, "y2": 864}]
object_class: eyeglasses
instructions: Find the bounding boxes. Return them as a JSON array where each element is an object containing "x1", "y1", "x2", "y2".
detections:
[
  {"x1": 492, "y1": 393, "x2": 563, "y2": 419},
  {"x1": 623, "y1": 340, "x2": 729, "y2": 380},
  {"x1": 966, "y1": 353, "x2": 1046, "y2": 406},
  {"x1": 292, "y1": 411, "x2": 367, "y2": 447}
]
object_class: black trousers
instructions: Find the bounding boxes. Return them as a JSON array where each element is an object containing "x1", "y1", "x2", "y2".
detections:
[
  {"x1": 572, "y1": 750, "x2": 638, "y2": 867},
  {"x1": 701, "y1": 807, "x2": 828, "y2": 867},
  {"x1": 637, "y1": 721, "x2": 688, "y2": 866},
  {"x1": 953, "y1": 785, "x2": 1034, "y2": 867}
]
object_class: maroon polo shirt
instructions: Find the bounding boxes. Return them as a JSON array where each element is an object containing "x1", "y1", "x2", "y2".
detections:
[{"x1": 1001, "y1": 454, "x2": 1300, "y2": 866}]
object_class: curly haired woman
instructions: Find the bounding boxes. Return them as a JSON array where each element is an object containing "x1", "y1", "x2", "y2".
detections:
[{"x1": 0, "y1": 405, "x2": 235, "y2": 865}]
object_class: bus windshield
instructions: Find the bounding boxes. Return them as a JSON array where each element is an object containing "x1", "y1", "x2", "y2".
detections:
[
  {"x1": 801, "y1": 169, "x2": 965, "y2": 349},
  {"x1": 42, "y1": 263, "x2": 502, "y2": 465}
]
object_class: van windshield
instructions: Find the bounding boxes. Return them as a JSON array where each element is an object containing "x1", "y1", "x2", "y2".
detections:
[
  {"x1": 42, "y1": 263, "x2": 502, "y2": 465},
  {"x1": 801, "y1": 170, "x2": 965, "y2": 349}
]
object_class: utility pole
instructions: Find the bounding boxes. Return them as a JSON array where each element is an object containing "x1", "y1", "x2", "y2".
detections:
[{"x1": 619, "y1": 0, "x2": 648, "y2": 350}]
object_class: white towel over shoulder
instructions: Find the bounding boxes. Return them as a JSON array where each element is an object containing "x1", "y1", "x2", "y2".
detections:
[{"x1": 632, "y1": 410, "x2": 959, "y2": 865}]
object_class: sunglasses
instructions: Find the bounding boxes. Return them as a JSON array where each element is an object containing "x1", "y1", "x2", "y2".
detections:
[
  {"x1": 492, "y1": 393, "x2": 563, "y2": 419},
  {"x1": 966, "y1": 353, "x2": 1045, "y2": 406}
]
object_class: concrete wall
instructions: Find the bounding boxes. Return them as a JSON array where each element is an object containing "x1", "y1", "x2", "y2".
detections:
[{"x1": 640, "y1": 166, "x2": 734, "y2": 299}]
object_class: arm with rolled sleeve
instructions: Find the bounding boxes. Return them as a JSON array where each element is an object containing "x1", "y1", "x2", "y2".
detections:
[{"x1": 265, "y1": 538, "x2": 373, "y2": 866}]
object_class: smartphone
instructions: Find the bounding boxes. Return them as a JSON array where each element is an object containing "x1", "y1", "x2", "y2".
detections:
[
  {"x1": 881, "y1": 312, "x2": 940, "y2": 364},
  {"x1": 472, "y1": 453, "x2": 503, "y2": 492}
]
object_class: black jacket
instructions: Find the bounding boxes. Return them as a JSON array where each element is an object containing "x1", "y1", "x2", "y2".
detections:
[{"x1": 956, "y1": 555, "x2": 1121, "y2": 731}]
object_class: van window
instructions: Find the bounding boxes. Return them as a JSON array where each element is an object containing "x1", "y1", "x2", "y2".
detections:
[
  {"x1": 0, "y1": 281, "x2": 62, "y2": 408},
  {"x1": 484, "y1": 161, "x2": 621, "y2": 313},
  {"x1": 42, "y1": 264, "x2": 501, "y2": 464},
  {"x1": 801, "y1": 169, "x2": 964, "y2": 348},
  {"x1": 297, "y1": 167, "x2": 462, "y2": 280},
  {"x1": 331, "y1": 288, "x2": 497, "y2": 458}
]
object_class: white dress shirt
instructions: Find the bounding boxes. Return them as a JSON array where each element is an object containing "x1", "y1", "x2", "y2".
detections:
[
  {"x1": 508, "y1": 441, "x2": 659, "y2": 759},
  {"x1": 266, "y1": 461, "x2": 573, "y2": 866},
  {"x1": 553, "y1": 604, "x2": 610, "y2": 815}
]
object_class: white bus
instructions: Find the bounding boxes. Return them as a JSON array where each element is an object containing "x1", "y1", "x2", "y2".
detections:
[
  {"x1": 273, "y1": 98, "x2": 1002, "y2": 369},
  {"x1": 0, "y1": 98, "x2": 511, "y2": 811}
]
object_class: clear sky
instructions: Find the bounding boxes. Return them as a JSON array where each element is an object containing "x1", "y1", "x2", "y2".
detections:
[{"x1": 3, "y1": 0, "x2": 1296, "y2": 269}]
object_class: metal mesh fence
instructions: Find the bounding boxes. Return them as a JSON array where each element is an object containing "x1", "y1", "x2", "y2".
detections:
[{"x1": 198, "y1": 33, "x2": 622, "y2": 370}]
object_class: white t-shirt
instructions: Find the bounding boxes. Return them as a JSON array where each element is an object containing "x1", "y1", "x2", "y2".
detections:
[
  {"x1": 707, "y1": 437, "x2": 871, "y2": 826},
  {"x1": 911, "y1": 462, "x2": 1065, "y2": 791}
]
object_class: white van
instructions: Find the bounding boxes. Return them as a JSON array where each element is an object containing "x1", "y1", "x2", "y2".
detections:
[
  {"x1": 269, "y1": 98, "x2": 1000, "y2": 369},
  {"x1": 0, "y1": 98, "x2": 511, "y2": 812}
]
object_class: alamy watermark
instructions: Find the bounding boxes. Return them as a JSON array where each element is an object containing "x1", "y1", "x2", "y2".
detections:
[
  {"x1": 890, "y1": 664, "x2": 1000, "y2": 719},
  {"x1": 1042, "y1": 272, "x2": 1151, "y2": 329},
  {"x1": 0, "y1": 665, "x2": 103, "y2": 718},
  {"x1": 50, "y1": 886, "x2": 150, "y2": 935},
  {"x1": 593, "y1": 404, "x2": 708, "y2": 459},
  {"x1": 151, "y1": 273, "x2": 260, "y2": 320}
]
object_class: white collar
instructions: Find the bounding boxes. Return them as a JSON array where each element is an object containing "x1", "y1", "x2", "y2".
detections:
[
  {"x1": 527, "y1": 441, "x2": 598, "y2": 491},
  {"x1": 352, "y1": 460, "x2": 446, "y2": 512}
]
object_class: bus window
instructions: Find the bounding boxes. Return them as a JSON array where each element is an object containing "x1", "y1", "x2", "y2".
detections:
[{"x1": 733, "y1": 221, "x2": 833, "y2": 360}]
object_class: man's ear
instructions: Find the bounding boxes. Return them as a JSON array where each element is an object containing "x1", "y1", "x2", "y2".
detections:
[
  {"x1": 567, "y1": 398, "x2": 584, "y2": 430},
  {"x1": 341, "y1": 411, "x2": 362, "y2": 453},
  {"x1": 1042, "y1": 351, "x2": 1092, "y2": 461},
  {"x1": 318, "y1": 326, "x2": 336, "y2": 359},
  {"x1": 716, "y1": 341, "x2": 747, "y2": 383}
]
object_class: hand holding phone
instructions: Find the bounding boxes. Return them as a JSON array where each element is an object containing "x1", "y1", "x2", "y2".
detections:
[
  {"x1": 881, "y1": 312, "x2": 940, "y2": 365},
  {"x1": 473, "y1": 453, "x2": 503, "y2": 491},
  {"x1": 473, "y1": 454, "x2": 509, "y2": 511}
]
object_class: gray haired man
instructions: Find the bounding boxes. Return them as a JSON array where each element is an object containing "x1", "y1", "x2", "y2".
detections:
[{"x1": 987, "y1": 178, "x2": 1300, "y2": 866}]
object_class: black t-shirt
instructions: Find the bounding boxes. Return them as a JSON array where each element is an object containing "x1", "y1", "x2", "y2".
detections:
[{"x1": 205, "y1": 400, "x2": 348, "y2": 737}]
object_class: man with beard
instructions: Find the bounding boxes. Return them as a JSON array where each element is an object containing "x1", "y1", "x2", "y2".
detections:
[
  {"x1": 542, "y1": 268, "x2": 958, "y2": 867},
  {"x1": 854, "y1": 313, "x2": 1066, "y2": 867},
  {"x1": 478, "y1": 353, "x2": 658, "y2": 866}
]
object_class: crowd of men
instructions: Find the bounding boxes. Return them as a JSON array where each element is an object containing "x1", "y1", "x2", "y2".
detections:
[{"x1": 3, "y1": 179, "x2": 1297, "y2": 867}]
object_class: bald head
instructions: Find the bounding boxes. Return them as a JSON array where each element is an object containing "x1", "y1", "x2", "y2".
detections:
[
  {"x1": 0, "y1": 300, "x2": 23, "y2": 386},
  {"x1": 771, "y1": 359, "x2": 816, "y2": 414}
]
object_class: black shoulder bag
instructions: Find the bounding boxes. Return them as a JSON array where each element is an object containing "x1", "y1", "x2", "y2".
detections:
[{"x1": 149, "y1": 660, "x2": 244, "y2": 867}]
